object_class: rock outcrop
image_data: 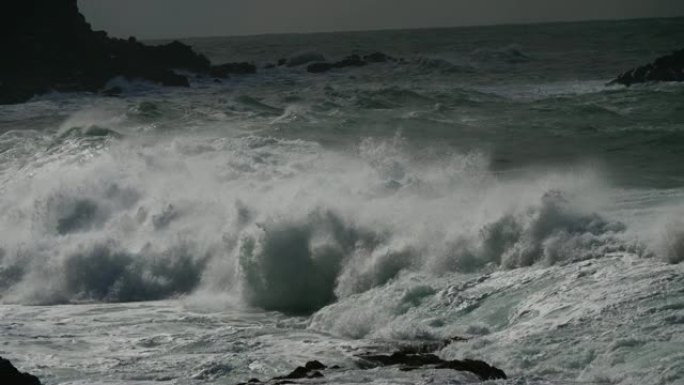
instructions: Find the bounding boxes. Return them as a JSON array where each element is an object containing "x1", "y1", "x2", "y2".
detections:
[
  {"x1": 1, "y1": 0, "x2": 256, "y2": 104},
  {"x1": 307, "y1": 52, "x2": 398, "y2": 74},
  {"x1": 610, "y1": 49, "x2": 684, "y2": 86},
  {"x1": 356, "y1": 352, "x2": 507, "y2": 381},
  {"x1": 234, "y1": 351, "x2": 506, "y2": 384},
  {"x1": 0, "y1": 357, "x2": 42, "y2": 385},
  {"x1": 1, "y1": 0, "x2": 210, "y2": 103}
]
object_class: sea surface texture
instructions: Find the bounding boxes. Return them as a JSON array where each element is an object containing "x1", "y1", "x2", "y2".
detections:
[{"x1": 2, "y1": 18, "x2": 684, "y2": 385}]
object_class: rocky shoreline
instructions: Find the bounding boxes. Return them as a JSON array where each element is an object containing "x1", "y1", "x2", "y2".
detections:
[
  {"x1": 1, "y1": 0, "x2": 254, "y2": 104},
  {"x1": 609, "y1": 48, "x2": 684, "y2": 86}
]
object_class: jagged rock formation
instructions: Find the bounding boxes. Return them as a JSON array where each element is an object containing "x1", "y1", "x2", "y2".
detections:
[
  {"x1": 356, "y1": 352, "x2": 507, "y2": 381},
  {"x1": 610, "y1": 49, "x2": 684, "y2": 86},
  {"x1": 0, "y1": 357, "x2": 42, "y2": 385},
  {"x1": 234, "y1": 350, "x2": 506, "y2": 384},
  {"x1": 307, "y1": 53, "x2": 400, "y2": 74},
  {"x1": 0, "y1": 0, "x2": 255, "y2": 104}
]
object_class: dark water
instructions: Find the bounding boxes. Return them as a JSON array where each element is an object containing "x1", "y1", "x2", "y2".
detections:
[{"x1": 1, "y1": 17, "x2": 684, "y2": 385}]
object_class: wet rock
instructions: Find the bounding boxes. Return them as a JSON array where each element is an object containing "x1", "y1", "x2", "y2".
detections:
[
  {"x1": 234, "y1": 345, "x2": 504, "y2": 384},
  {"x1": 304, "y1": 360, "x2": 327, "y2": 370},
  {"x1": 363, "y1": 52, "x2": 395, "y2": 63},
  {"x1": 610, "y1": 48, "x2": 684, "y2": 86},
  {"x1": 307, "y1": 55, "x2": 367, "y2": 73},
  {"x1": 274, "y1": 365, "x2": 325, "y2": 380},
  {"x1": 0, "y1": 357, "x2": 42, "y2": 385},
  {"x1": 210, "y1": 62, "x2": 257, "y2": 78},
  {"x1": 276, "y1": 366, "x2": 310, "y2": 379},
  {"x1": 306, "y1": 53, "x2": 401, "y2": 73},
  {"x1": 356, "y1": 352, "x2": 507, "y2": 381}
]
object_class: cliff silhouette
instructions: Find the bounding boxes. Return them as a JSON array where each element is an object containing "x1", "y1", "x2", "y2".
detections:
[{"x1": 1, "y1": 0, "x2": 215, "y2": 104}]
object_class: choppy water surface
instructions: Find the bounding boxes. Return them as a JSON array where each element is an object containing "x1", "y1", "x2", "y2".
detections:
[{"x1": 1, "y1": 17, "x2": 684, "y2": 385}]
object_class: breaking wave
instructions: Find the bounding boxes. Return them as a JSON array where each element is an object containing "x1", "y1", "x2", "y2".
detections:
[{"x1": 0, "y1": 116, "x2": 679, "y2": 312}]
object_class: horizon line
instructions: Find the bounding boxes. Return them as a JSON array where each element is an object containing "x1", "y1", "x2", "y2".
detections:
[{"x1": 138, "y1": 14, "x2": 684, "y2": 42}]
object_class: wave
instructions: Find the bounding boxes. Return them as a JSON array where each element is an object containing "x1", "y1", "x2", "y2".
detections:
[
  {"x1": 0, "y1": 121, "x2": 680, "y2": 311},
  {"x1": 414, "y1": 57, "x2": 474, "y2": 73},
  {"x1": 469, "y1": 45, "x2": 532, "y2": 64},
  {"x1": 286, "y1": 51, "x2": 327, "y2": 67}
]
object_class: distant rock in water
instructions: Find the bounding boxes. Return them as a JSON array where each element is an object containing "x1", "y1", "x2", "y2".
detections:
[
  {"x1": 0, "y1": 357, "x2": 42, "y2": 385},
  {"x1": 234, "y1": 349, "x2": 505, "y2": 384},
  {"x1": 610, "y1": 49, "x2": 684, "y2": 86},
  {"x1": 356, "y1": 352, "x2": 507, "y2": 381},
  {"x1": 308, "y1": 54, "x2": 390, "y2": 74},
  {"x1": 363, "y1": 52, "x2": 396, "y2": 63},
  {"x1": 0, "y1": 0, "x2": 253, "y2": 104}
]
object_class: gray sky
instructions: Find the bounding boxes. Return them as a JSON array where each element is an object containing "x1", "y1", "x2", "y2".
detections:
[{"x1": 78, "y1": 0, "x2": 684, "y2": 39}]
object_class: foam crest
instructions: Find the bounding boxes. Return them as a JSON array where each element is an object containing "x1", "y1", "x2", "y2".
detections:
[{"x1": 0, "y1": 116, "x2": 675, "y2": 312}]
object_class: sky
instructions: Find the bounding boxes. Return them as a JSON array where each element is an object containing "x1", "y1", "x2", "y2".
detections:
[{"x1": 78, "y1": 0, "x2": 684, "y2": 39}]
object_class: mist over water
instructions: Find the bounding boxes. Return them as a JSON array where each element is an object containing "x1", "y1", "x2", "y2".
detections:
[{"x1": 2, "y1": 18, "x2": 684, "y2": 385}]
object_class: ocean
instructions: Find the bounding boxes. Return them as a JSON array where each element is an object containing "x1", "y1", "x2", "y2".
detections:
[{"x1": 1, "y1": 17, "x2": 684, "y2": 385}]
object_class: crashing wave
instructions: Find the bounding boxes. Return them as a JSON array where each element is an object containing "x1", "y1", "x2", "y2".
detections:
[{"x1": 0, "y1": 124, "x2": 678, "y2": 311}]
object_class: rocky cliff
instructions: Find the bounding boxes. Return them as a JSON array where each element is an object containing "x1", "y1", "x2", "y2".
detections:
[{"x1": 1, "y1": 0, "x2": 213, "y2": 104}]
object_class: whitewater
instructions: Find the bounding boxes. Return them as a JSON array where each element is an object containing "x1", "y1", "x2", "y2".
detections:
[{"x1": 2, "y1": 18, "x2": 684, "y2": 385}]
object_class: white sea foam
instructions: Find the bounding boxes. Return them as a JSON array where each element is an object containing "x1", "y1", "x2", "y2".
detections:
[{"x1": 0, "y1": 112, "x2": 676, "y2": 312}]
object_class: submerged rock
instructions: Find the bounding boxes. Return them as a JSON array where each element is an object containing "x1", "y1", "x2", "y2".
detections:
[
  {"x1": 1, "y1": 0, "x2": 216, "y2": 104},
  {"x1": 363, "y1": 52, "x2": 396, "y2": 63},
  {"x1": 307, "y1": 53, "x2": 398, "y2": 74},
  {"x1": 356, "y1": 352, "x2": 507, "y2": 381},
  {"x1": 234, "y1": 347, "x2": 504, "y2": 384},
  {"x1": 0, "y1": 357, "x2": 42, "y2": 385},
  {"x1": 610, "y1": 48, "x2": 684, "y2": 86}
]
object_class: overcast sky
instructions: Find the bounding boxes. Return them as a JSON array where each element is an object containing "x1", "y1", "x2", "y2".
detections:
[{"x1": 78, "y1": 0, "x2": 684, "y2": 39}]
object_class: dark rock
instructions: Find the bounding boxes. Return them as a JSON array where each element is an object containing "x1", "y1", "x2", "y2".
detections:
[
  {"x1": 610, "y1": 49, "x2": 684, "y2": 86},
  {"x1": 437, "y1": 359, "x2": 507, "y2": 381},
  {"x1": 307, "y1": 371, "x2": 324, "y2": 378},
  {"x1": 247, "y1": 379, "x2": 261, "y2": 383},
  {"x1": 277, "y1": 58, "x2": 287, "y2": 66},
  {"x1": 264, "y1": 63, "x2": 276, "y2": 69},
  {"x1": 272, "y1": 362, "x2": 327, "y2": 381},
  {"x1": 307, "y1": 55, "x2": 368, "y2": 74},
  {"x1": 358, "y1": 352, "x2": 443, "y2": 367},
  {"x1": 210, "y1": 62, "x2": 257, "y2": 78},
  {"x1": 275, "y1": 366, "x2": 310, "y2": 380},
  {"x1": 1, "y1": 0, "x2": 213, "y2": 104},
  {"x1": 304, "y1": 360, "x2": 327, "y2": 370},
  {"x1": 356, "y1": 352, "x2": 507, "y2": 381},
  {"x1": 0, "y1": 357, "x2": 42, "y2": 385},
  {"x1": 363, "y1": 52, "x2": 395, "y2": 63}
]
